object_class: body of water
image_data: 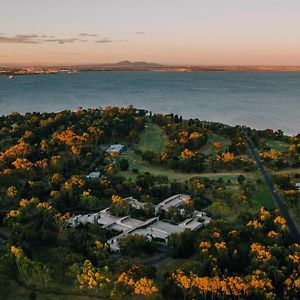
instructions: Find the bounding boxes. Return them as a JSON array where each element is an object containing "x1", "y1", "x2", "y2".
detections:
[{"x1": 0, "y1": 71, "x2": 299, "y2": 135}]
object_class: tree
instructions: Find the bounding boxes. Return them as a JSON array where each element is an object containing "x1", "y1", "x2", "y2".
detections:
[
  {"x1": 168, "y1": 230, "x2": 196, "y2": 258},
  {"x1": 119, "y1": 158, "x2": 129, "y2": 171},
  {"x1": 238, "y1": 174, "x2": 246, "y2": 185},
  {"x1": 118, "y1": 234, "x2": 154, "y2": 257}
]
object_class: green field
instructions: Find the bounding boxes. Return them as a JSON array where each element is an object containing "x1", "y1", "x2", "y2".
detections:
[
  {"x1": 264, "y1": 139, "x2": 290, "y2": 152},
  {"x1": 250, "y1": 179, "x2": 276, "y2": 210},
  {"x1": 200, "y1": 133, "x2": 231, "y2": 155},
  {"x1": 121, "y1": 124, "x2": 249, "y2": 181},
  {"x1": 137, "y1": 123, "x2": 168, "y2": 154},
  {"x1": 121, "y1": 150, "x2": 251, "y2": 181},
  {"x1": 0, "y1": 277, "x2": 107, "y2": 300}
]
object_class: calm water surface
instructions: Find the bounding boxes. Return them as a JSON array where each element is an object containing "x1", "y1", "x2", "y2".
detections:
[{"x1": 0, "y1": 71, "x2": 299, "y2": 135}]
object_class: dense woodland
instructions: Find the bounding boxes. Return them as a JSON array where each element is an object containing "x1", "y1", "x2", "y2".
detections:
[{"x1": 0, "y1": 106, "x2": 299, "y2": 299}]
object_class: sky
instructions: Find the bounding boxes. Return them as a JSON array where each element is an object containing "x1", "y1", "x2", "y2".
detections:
[{"x1": 1, "y1": 0, "x2": 300, "y2": 65}]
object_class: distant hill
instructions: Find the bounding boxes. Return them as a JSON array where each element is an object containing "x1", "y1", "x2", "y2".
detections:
[
  {"x1": 112, "y1": 60, "x2": 162, "y2": 67},
  {"x1": 75, "y1": 60, "x2": 163, "y2": 69}
]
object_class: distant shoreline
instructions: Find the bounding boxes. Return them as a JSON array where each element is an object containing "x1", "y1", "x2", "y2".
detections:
[{"x1": 2, "y1": 64, "x2": 300, "y2": 76}]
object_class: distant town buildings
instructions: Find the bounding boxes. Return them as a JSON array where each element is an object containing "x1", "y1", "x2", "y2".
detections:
[{"x1": 67, "y1": 194, "x2": 211, "y2": 251}]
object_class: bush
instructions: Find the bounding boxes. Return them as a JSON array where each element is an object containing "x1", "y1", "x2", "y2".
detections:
[{"x1": 119, "y1": 159, "x2": 129, "y2": 171}]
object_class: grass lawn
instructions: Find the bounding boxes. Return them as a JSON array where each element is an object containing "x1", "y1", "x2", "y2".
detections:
[
  {"x1": 200, "y1": 133, "x2": 231, "y2": 155},
  {"x1": 242, "y1": 164, "x2": 276, "y2": 210},
  {"x1": 264, "y1": 139, "x2": 290, "y2": 152},
  {"x1": 121, "y1": 150, "x2": 251, "y2": 181},
  {"x1": 250, "y1": 179, "x2": 276, "y2": 210},
  {"x1": 0, "y1": 277, "x2": 107, "y2": 300},
  {"x1": 137, "y1": 123, "x2": 168, "y2": 154},
  {"x1": 277, "y1": 168, "x2": 300, "y2": 175}
]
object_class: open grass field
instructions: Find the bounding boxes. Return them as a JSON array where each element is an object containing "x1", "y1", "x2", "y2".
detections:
[
  {"x1": 121, "y1": 150, "x2": 251, "y2": 181},
  {"x1": 250, "y1": 179, "x2": 276, "y2": 210},
  {"x1": 200, "y1": 133, "x2": 231, "y2": 155},
  {"x1": 264, "y1": 139, "x2": 290, "y2": 152},
  {"x1": 122, "y1": 124, "x2": 250, "y2": 181},
  {"x1": 277, "y1": 168, "x2": 300, "y2": 175},
  {"x1": 0, "y1": 277, "x2": 107, "y2": 300},
  {"x1": 137, "y1": 123, "x2": 168, "y2": 154}
]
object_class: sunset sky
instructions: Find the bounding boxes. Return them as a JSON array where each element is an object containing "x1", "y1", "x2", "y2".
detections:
[{"x1": 1, "y1": 0, "x2": 300, "y2": 65}]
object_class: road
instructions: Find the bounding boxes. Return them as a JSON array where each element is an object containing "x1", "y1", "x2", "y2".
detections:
[
  {"x1": 138, "y1": 245, "x2": 171, "y2": 266},
  {"x1": 246, "y1": 136, "x2": 300, "y2": 242}
]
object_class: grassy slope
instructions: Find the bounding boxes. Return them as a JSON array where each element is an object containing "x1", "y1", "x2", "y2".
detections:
[
  {"x1": 121, "y1": 150, "x2": 250, "y2": 181},
  {"x1": 200, "y1": 133, "x2": 231, "y2": 155},
  {"x1": 121, "y1": 123, "x2": 251, "y2": 181},
  {"x1": 250, "y1": 179, "x2": 276, "y2": 210},
  {"x1": 137, "y1": 123, "x2": 167, "y2": 154},
  {"x1": 265, "y1": 139, "x2": 290, "y2": 152},
  {"x1": 0, "y1": 277, "x2": 107, "y2": 300}
]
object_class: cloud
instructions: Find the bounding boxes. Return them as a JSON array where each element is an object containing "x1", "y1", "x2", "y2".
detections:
[
  {"x1": 79, "y1": 33, "x2": 99, "y2": 37},
  {"x1": 48, "y1": 51, "x2": 83, "y2": 55},
  {"x1": 44, "y1": 38, "x2": 87, "y2": 44},
  {"x1": 0, "y1": 34, "x2": 41, "y2": 44},
  {"x1": 0, "y1": 34, "x2": 87, "y2": 44},
  {"x1": 95, "y1": 38, "x2": 112, "y2": 44}
]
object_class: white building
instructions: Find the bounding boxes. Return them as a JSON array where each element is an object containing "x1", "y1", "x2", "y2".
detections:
[
  {"x1": 67, "y1": 194, "x2": 211, "y2": 252},
  {"x1": 124, "y1": 197, "x2": 146, "y2": 210},
  {"x1": 155, "y1": 194, "x2": 190, "y2": 214},
  {"x1": 86, "y1": 172, "x2": 102, "y2": 180},
  {"x1": 106, "y1": 144, "x2": 124, "y2": 154}
]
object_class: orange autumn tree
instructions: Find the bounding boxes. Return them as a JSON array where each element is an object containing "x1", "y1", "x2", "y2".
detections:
[
  {"x1": 221, "y1": 152, "x2": 235, "y2": 163},
  {"x1": 259, "y1": 149, "x2": 279, "y2": 161},
  {"x1": 213, "y1": 142, "x2": 222, "y2": 150},
  {"x1": 76, "y1": 260, "x2": 111, "y2": 291},
  {"x1": 112, "y1": 264, "x2": 158, "y2": 298},
  {"x1": 167, "y1": 208, "x2": 298, "y2": 299},
  {"x1": 54, "y1": 129, "x2": 87, "y2": 156},
  {"x1": 172, "y1": 269, "x2": 274, "y2": 299},
  {"x1": 181, "y1": 148, "x2": 195, "y2": 160}
]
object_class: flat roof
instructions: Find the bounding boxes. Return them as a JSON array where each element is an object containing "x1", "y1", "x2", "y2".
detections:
[
  {"x1": 179, "y1": 218, "x2": 203, "y2": 230},
  {"x1": 157, "y1": 194, "x2": 190, "y2": 211},
  {"x1": 151, "y1": 221, "x2": 184, "y2": 235},
  {"x1": 109, "y1": 223, "x2": 130, "y2": 232},
  {"x1": 67, "y1": 194, "x2": 211, "y2": 251},
  {"x1": 121, "y1": 217, "x2": 143, "y2": 228},
  {"x1": 97, "y1": 209, "x2": 119, "y2": 226},
  {"x1": 106, "y1": 144, "x2": 124, "y2": 153},
  {"x1": 87, "y1": 171, "x2": 101, "y2": 178}
]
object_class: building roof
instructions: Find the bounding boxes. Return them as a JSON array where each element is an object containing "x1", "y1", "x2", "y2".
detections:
[
  {"x1": 106, "y1": 144, "x2": 124, "y2": 153},
  {"x1": 124, "y1": 197, "x2": 145, "y2": 210},
  {"x1": 156, "y1": 194, "x2": 190, "y2": 211},
  {"x1": 86, "y1": 171, "x2": 101, "y2": 179},
  {"x1": 67, "y1": 194, "x2": 210, "y2": 251}
]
